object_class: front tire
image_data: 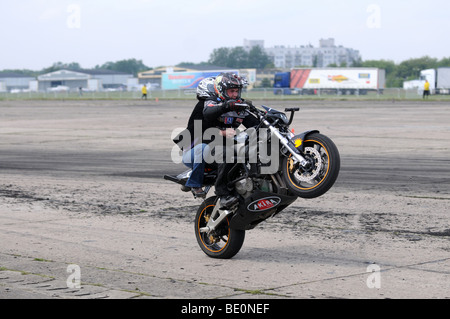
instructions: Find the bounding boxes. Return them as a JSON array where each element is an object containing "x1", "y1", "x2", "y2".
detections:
[
  {"x1": 282, "y1": 133, "x2": 340, "y2": 198},
  {"x1": 195, "y1": 196, "x2": 245, "y2": 259}
]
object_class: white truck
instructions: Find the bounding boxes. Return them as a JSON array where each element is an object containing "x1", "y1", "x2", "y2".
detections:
[
  {"x1": 420, "y1": 68, "x2": 450, "y2": 94},
  {"x1": 274, "y1": 68, "x2": 386, "y2": 95}
]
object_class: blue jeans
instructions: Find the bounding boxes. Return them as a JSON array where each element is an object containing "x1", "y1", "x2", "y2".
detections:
[{"x1": 182, "y1": 143, "x2": 209, "y2": 188}]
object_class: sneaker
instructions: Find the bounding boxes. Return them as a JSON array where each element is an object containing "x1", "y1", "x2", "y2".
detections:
[
  {"x1": 191, "y1": 187, "x2": 206, "y2": 198},
  {"x1": 219, "y1": 195, "x2": 239, "y2": 209}
]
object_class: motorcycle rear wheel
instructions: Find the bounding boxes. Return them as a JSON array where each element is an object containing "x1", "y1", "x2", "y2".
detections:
[
  {"x1": 195, "y1": 196, "x2": 245, "y2": 259},
  {"x1": 282, "y1": 133, "x2": 340, "y2": 199}
]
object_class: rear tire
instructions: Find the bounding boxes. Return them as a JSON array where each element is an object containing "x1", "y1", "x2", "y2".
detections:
[
  {"x1": 194, "y1": 196, "x2": 245, "y2": 259},
  {"x1": 282, "y1": 133, "x2": 340, "y2": 198}
]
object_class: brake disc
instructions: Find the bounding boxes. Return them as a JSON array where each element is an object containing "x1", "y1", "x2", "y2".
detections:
[{"x1": 294, "y1": 146, "x2": 322, "y2": 182}]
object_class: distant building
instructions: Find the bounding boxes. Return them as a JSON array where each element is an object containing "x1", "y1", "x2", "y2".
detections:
[
  {"x1": 247, "y1": 38, "x2": 361, "y2": 69},
  {"x1": 0, "y1": 72, "x2": 35, "y2": 92},
  {"x1": 37, "y1": 70, "x2": 90, "y2": 91},
  {"x1": 243, "y1": 39, "x2": 265, "y2": 51},
  {"x1": 37, "y1": 69, "x2": 133, "y2": 91},
  {"x1": 78, "y1": 69, "x2": 134, "y2": 89}
]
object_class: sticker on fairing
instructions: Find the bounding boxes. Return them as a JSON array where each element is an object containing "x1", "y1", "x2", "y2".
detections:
[
  {"x1": 224, "y1": 117, "x2": 234, "y2": 124},
  {"x1": 247, "y1": 196, "x2": 282, "y2": 212}
]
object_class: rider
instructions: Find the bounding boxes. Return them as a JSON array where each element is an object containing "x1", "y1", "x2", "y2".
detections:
[
  {"x1": 176, "y1": 73, "x2": 258, "y2": 207},
  {"x1": 178, "y1": 77, "x2": 217, "y2": 198},
  {"x1": 203, "y1": 73, "x2": 259, "y2": 209}
]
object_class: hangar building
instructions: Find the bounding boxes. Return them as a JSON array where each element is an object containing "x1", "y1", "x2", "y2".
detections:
[
  {"x1": 0, "y1": 72, "x2": 36, "y2": 92},
  {"x1": 37, "y1": 69, "x2": 133, "y2": 91}
]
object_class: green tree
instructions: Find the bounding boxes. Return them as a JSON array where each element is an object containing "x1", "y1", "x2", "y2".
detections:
[
  {"x1": 98, "y1": 59, "x2": 150, "y2": 76},
  {"x1": 247, "y1": 46, "x2": 271, "y2": 69},
  {"x1": 259, "y1": 78, "x2": 272, "y2": 88},
  {"x1": 208, "y1": 47, "x2": 232, "y2": 67},
  {"x1": 361, "y1": 59, "x2": 398, "y2": 87},
  {"x1": 208, "y1": 46, "x2": 271, "y2": 69},
  {"x1": 361, "y1": 60, "x2": 396, "y2": 74},
  {"x1": 229, "y1": 47, "x2": 249, "y2": 68},
  {"x1": 395, "y1": 56, "x2": 438, "y2": 80},
  {"x1": 41, "y1": 62, "x2": 82, "y2": 73},
  {"x1": 176, "y1": 61, "x2": 211, "y2": 68},
  {"x1": 437, "y1": 57, "x2": 450, "y2": 67},
  {"x1": 0, "y1": 69, "x2": 38, "y2": 77}
]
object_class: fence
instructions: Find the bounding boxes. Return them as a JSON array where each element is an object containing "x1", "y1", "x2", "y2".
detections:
[{"x1": 1, "y1": 88, "x2": 449, "y2": 101}]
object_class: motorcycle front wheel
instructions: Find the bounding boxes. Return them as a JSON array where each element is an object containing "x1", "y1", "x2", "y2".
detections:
[
  {"x1": 282, "y1": 133, "x2": 340, "y2": 199},
  {"x1": 194, "y1": 196, "x2": 245, "y2": 259}
]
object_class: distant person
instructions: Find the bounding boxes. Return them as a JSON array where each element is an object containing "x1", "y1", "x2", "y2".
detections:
[
  {"x1": 79, "y1": 87, "x2": 83, "y2": 96},
  {"x1": 141, "y1": 85, "x2": 148, "y2": 100},
  {"x1": 423, "y1": 80, "x2": 430, "y2": 99}
]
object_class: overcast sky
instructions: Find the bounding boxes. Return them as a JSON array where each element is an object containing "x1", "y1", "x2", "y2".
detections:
[{"x1": 1, "y1": 0, "x2": 449, "y2": 70}]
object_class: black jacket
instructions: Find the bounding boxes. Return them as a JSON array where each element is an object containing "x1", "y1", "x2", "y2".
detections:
[
  {"x1": 203, "y1": 98, "x2": 259, "y2": 130},
  {"x1": 174, "y1": 97, "x2": 259, "y2": 151}
]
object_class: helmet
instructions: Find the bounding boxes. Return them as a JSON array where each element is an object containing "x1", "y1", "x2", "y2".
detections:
[
  {"x1": 214, "y1": 73, "x2": 246, "y2": 101},
  {"x1": 196, "y1": 77, "x2": 216, "y2": 100}
]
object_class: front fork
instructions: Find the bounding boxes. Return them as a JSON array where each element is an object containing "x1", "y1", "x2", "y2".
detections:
[{"x1": 263, "y1": 120, "x2": 309, "y2": 167}]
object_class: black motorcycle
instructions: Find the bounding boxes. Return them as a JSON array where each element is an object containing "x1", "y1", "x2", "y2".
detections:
[{"x1": 164, "y1": 104, "x2": 340, "y2": 259}]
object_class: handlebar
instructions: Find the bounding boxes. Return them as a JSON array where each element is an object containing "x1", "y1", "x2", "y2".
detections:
[
  {"x1": 235, "y1": 103, "x2": 299, "y2": 126},
  {"x1": 285, "y1": 108, "x2": 299, "y2": 126}
]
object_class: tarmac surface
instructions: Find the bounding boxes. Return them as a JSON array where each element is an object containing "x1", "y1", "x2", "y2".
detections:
[{"x1": 0, "y1": 99, "x2": 449, "y2": 300}]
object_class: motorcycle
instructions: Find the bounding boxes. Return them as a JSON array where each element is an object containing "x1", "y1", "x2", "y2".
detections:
[{"x1": 164, "y1": 103, "x2": 340, "y2": 259}]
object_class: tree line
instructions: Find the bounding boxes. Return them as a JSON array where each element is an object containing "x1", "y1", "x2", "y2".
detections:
[
  {"x1": 1, "y1": 47, "x2": 449, "y2": 88},
  {"x1": 0, "y1": 59, "x2": 150, "y2": 78},
  {"x1": 353, "y1": 56, "x2": 450, "y2": 87}
]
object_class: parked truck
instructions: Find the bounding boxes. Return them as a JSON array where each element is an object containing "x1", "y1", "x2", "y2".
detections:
[
  {"x1": 419, "y1": 68, "x2": 450, "y2": 94},
  {"x1": 274, "y1": 68, "x2": 385, "y2": 95}
]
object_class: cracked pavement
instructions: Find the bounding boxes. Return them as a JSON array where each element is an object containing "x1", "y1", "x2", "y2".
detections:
[{"x1": 1, "y1": 100, "x2": 449, "y2": 299}]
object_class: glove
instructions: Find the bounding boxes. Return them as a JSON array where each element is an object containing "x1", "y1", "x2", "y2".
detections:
[
  {"x1": 225, "y1": 99, "x2": 247, "y2": 112},
  {"x1": 245, "y1": 100, "x2": 254, "y2": 107}
]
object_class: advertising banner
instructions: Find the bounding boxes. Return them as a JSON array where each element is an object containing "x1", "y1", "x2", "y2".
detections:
[{"x1": 162, "y1": 70, "x2": 238, "y2": 90}]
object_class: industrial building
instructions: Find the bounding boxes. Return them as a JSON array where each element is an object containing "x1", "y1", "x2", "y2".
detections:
[
  {"x1": 0, "y1": 72, "x2": 36, "y2": 92},
  {"x1": 37, "y1": 69, "x2": 133, "y2": 91},
  {"x1": 37, "y1": 70, "x2": 89, "y2": 91}
]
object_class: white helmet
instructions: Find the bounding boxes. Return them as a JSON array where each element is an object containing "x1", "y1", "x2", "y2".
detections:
[{"x1": 196, "y1": 77, "x2": 216, "y2": 100}]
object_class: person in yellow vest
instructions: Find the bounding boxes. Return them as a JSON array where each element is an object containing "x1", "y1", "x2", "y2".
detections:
[
  {"x1": 423, "y1": 80, "x2": 430, "y2": 99},
  {"x1": 141, "y1": 85, "x2": 148, "y2": 100}
]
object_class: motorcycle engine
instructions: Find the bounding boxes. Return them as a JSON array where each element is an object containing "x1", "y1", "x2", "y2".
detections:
[
  {"x1": 235, "y1": 178, "x2": 273, "y2": 198},
  {"x1": 235, "y1": 178, "x2": 253, "y2": 197}
]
